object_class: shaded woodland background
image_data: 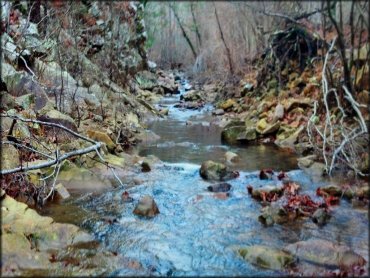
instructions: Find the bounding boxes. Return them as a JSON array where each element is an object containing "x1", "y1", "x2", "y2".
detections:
[{"x1": 144, "y1": 1, "x2": 368, "y2": 81}]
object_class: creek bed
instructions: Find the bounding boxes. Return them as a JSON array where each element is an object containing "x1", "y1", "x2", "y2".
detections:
[{"x1": 40, "y1": 78, "x2": 369, "y2": 276}]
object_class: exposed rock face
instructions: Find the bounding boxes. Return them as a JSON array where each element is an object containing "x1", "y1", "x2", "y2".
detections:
[
  {"x1": 199, "y1": 160, "x2": 238, "y2": 181},
  {"x1": 133, "y1": 195, "x2": 160, "y2": 217},
  {"x1": 3, "y1": 71, "x2": 49, "y2": 111},
  {"x1": 238, "y1": 245, "x2": 295, "y2": 270}
]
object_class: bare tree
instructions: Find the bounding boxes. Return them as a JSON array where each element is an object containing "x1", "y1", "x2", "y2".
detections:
[
  {"x1": 213, "y1": 2, "x2": 234, "y2": 75},
  {"x1": 169, "y1": 3, "x2": 197, "y2": 60}
]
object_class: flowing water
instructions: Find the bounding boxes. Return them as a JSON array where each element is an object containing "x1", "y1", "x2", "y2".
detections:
[{"x1": 41, "y1": 78, "x2": 368, "y2": 276}]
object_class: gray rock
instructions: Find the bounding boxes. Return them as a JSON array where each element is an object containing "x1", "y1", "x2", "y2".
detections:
[
  {"x1": 2, "y1": 33, "x2": 18, "y2": 62},
  {"x1": 212, "y1": 109, "x2": 225, "y2": 116},
  {"x1": 274, "y1": 103, "x2": 284, "y2": 120},
  {"x1": 54, "y1": 183, "x2": 71, "y2": 199},
  {"x1": 312, "y1": 208, "x2": 331, "y2": 226},
  {"x1": 1, "y1": 144, "x2": 19, "y2": 170},
  {"x1": 297, "y1": 155, "x2": 317, "y2": 169},
  {"x1": 207, "y1": 182, "x2": 232, "y2": 192},
  {"x1": 221, "y1": 121, "x2": 245, "y2": 144},
  {"x1": 225, "y1": 151, "x2": 239, "y2": 163},
  {"x1": 133, "y1": 195, "x2": 160, "y2": 217},
  {"x1": 284, "y1": 239, "x2": 366, "y2": 269},
  {"x1": 39, "y1": 109, "x2": 78, "y2": 131},
  {"x1": 238, "y1": 245, "x2": 294, "y2": 270},
  {"x1": 199, "y1": 160, "x2": 237, "y2": 181}
]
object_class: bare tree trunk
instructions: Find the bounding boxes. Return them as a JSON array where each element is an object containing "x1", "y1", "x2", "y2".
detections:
[
  {"x1": 190, "y1": 2, "x2": 202, "y2": 49},
  {"x1": 169, "y1": 4, "x2": 197, "y2": 60},
  {"x1": 29, "y1": 0, "x2": 41, "y2": 23},
  {"x1": 327, "y1": 0, "x2": 353, "y2": 94},
  {"x1": 214, "y1": 2, "x2": 234, "y2": 75}
]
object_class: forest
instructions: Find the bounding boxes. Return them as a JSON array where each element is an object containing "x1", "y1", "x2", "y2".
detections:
[{"x1": 1, "y1": 1, "x2": 369, "y2": 276}]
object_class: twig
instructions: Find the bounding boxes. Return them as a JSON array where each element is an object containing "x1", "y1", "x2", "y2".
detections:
[
  {"x1": 1, "y1": 142, "x2": 102, "y2": 175},
  {"x1": 1, "y1": 140, "x2": 54, "y2": 159},
  {"x1": 94, "y1": 148, "x2": 124, "y2": 187},
  {"x1": 43, "y1": 159, "x2": 62, "y2": 203},
  {"x1": 1, "y1": 114, "x2": 96, "y2": 144}
]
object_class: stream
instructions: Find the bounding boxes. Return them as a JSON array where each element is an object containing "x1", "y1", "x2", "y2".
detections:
[{"x1": 40, "y1": 78, "x2": 368, "y2": 276}]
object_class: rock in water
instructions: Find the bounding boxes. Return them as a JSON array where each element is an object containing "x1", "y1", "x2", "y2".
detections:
[
  {"x1": 225, "y1": 151, "x2": 239, "y2": 163},
  {"x1": 238, "y1": 245, "x2": 294, "y2": 270},
  {"x1": 199, "y1": 160, "x2": 238, "y2": 181},
  {"x1": 141, "y1": 161, "x2": 151, "y2": 172},
  {"x1": 133, "y1": 195, "x2": 160, "y2": 217},
  {"x1": 284, "y1": 239, "x2": 366, "y2": 269},
  {"x1": 54, "y1": 183, "x2": 70, "y2": 199},
  {"x1": 212, "y1": 109, "x2": 225, "y2": 116},
  {"x1": 311, "y1": 208, "x2": 330, "y2": 226},
  {"x1": 207, "y1": 183, "x2": 232, "y2": 192},
  {"x1": 122, "y1": 191, "x2": 134, "y2": 203}
]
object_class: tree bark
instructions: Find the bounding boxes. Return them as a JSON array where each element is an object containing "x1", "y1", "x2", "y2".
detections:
[
  {"x1": 190, "y1": 2, "x2": 202, "y2": 49},
  {"x1": 327, "y1": 0, "x2": 353, "y2": 94},
  {"x1": 169, "y1": 4, "x2": 197, "y2": 60},
  {"x1": 214, "y1": 2, "x2": 234, "y2": 75}
]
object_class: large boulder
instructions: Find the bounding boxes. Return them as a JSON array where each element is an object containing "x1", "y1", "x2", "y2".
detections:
[
  {"x1": 221, "y1": 121, "x2": 245, "y2": 144},
  {"x1": 180, "y1": 90, "x2": 203, "y2": 102},
  {"x1": 2, "y1": 72, "x2": 49, "y2": 111},
  {"x1": 199, "y1": 160, "x2": 237, "y2": 181},
  {"x1": 238, "y1": 245, "x2": 295, "y2": 270},
  {"x1": 1, "y1": 194, "x2": 96, "y2": 275},
  {"x1": 284, "y1": 239, "x2": 366, "y2": 270},
  {"x1": 35, "y1": 59, "x2": 77, "y2": 89},
  {"x1": 133, "y1": 195, "x2": 160, "y2": 217},
  {"x1": 38, "y1": 109, "x2": 77, "y2": 131}
]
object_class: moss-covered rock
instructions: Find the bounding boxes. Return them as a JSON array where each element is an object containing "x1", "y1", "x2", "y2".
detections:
[
  {"x1": 221, "y1": 121, "x2": 245, "y2": 144},
  {"x1": 238, "y1": 245, "x2": 294, "y2": 270},
  {"x1": 256, "y1": 119, "x2": 280, "y2": 135},
  {"x1": 199, "y1": 160, "x2": 237, "y2": 181}
]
